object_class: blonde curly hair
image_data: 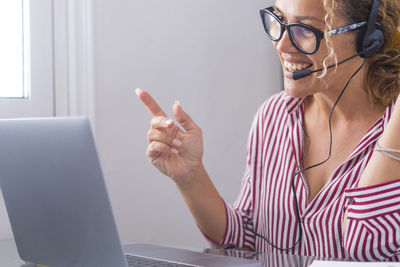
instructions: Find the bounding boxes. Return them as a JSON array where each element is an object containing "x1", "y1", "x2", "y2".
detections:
[{"x1": 322, "y1": 0, "x2": 400, "y2": 106}]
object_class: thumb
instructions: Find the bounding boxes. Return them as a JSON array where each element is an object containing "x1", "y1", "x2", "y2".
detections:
[{"x1": 172, "y1": 101, "x2": 198, "y2": 133}]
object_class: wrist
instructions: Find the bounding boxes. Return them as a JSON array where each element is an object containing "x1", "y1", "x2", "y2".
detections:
[{"x1": 174, "y1": 163, "x2": 208, "y2": 191}]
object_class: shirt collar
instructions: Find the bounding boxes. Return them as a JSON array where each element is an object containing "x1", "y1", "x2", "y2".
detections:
[{"x1": 282, "y1": 92, "x2": 305, "y2": 116}]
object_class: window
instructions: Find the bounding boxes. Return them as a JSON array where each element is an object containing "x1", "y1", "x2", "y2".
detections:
[
  {"x1": 0, "y1": 0, "x2": 54, "y2": 119},
  {"x1": 0, "y1": 0, "x2": 30, "y2": 98}
]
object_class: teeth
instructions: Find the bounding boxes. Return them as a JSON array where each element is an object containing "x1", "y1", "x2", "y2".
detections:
[{"x1": 284, "y1": 61, "x2": 310, "y2": 72}]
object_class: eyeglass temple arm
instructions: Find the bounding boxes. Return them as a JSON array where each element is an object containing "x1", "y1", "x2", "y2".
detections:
[{"x1": 329, "y1": 22, "x2": 367, "y2": 37}]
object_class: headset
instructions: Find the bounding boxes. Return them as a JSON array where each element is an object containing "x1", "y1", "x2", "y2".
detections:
[
  {"x1": 293, "y1": 0, "x2": 384, "y2": 80},
  {"x1": 249, "y1": 0, "x2": 385, "y2": 251},
  {"x1": 356, "y1": 0, "x2": 384, "y2": 58}
]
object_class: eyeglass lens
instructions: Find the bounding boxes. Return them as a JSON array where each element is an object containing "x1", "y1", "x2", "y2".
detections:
[
  {"x1": 262, "y1": 11, "x2": 318, "y2": 53},
  {"x1": 289, "y1": 26, "x2": 317, "y2": 53}
]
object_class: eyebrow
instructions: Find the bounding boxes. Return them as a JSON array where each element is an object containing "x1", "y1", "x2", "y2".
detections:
[{"x1": 273, "y1": 6, "x2": 325, "y2": 24}]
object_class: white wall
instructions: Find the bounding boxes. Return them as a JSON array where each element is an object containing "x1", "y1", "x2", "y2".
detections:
[
  {"x1": 93, "y1": 0, "x2": 282, "y2": 248},
  {"x1": 92, "y1": 0, "x2": 282, "y2": 248}
]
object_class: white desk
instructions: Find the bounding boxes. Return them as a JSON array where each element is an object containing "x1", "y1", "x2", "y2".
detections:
[{"x1": 1, "y1": 239, "x2": 398, "y2": 267}]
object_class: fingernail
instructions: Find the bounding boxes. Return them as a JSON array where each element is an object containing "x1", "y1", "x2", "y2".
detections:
[
  {"x1": 175, "y1": 100, "x2": 181, "y2": 106},
  {"x1": 135, "y1": 88, "x2": 142, "y2": 96},
  {"x1": 173, "y1": 139, "x2": 182, "y2": 146},
  {"x1": 171, "y1": 148, "x2": 179, "y2": 154},
  {"x1": 165, "y1": 119, "x2": 173, "y2": 126}
]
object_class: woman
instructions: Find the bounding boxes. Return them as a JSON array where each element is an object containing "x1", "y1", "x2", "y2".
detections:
[{"x1": 136, "y1": 0, "x2": 400, "y2": 261}]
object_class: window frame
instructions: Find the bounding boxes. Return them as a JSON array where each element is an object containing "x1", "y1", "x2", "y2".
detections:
[{"x1": 0, "y1": 0, "x2": 55, "y2": 119}]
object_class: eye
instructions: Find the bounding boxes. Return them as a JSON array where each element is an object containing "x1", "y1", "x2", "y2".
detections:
[{"x1": 299, "y1": 27, "x2": 315, "y2": 38}]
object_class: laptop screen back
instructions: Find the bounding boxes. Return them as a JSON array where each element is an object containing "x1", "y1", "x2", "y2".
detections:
[{"x1": 0, "y1": 117, "x2": 127, "y2": 267}]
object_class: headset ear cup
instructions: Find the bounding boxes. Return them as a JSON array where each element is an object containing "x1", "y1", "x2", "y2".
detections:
[
  {"x1": 356, "y1": 26, "x2": 368, "y2": 58},
  {"x1": 357, "y1": 26, "x2": 367, "y2": 58},
  {"x1": 357, "y1": 24, "x2": 384, "y2": 58}
]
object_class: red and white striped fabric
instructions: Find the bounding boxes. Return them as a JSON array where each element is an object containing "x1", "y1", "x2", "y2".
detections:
[{"x1": 211, "y1": 92, "x2": 400, "y2": 261}]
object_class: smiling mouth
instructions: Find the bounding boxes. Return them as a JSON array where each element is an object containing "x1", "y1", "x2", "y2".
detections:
[{"x1": 283, "y1": 61, "x2": 313, "y2": 72}]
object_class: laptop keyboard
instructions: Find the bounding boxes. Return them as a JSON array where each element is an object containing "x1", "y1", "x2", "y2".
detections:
[{"x1": 125, "y1": 254, "x2": 199, "y2": 267}]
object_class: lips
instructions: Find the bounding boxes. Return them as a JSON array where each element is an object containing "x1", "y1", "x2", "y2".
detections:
[{"x1": 283, "y1": 61, "x2": 313, "y2": 72}]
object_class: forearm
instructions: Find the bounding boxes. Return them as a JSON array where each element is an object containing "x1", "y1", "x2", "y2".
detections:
[{"x1": 175, "y1": 164, "x2": 227, "y2": 244}]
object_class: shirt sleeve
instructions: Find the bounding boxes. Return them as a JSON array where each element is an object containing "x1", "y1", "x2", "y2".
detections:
[{"x1": 343, "y1": 179, "x2": 400, "y2": 261}]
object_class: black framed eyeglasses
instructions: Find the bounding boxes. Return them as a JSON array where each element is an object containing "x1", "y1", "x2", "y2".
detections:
[{"x1": 260, "y1": 7, "x2": 367, "y2": 54}]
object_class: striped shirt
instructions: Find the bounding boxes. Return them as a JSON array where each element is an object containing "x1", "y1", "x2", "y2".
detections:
[{"x1": 212, "y1": 92, "x2": 400, "y2": 261}]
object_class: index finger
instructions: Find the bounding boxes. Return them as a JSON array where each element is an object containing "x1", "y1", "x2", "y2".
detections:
[{"x1": 135, "y1": 88, "x2": 167, "y2": 117}]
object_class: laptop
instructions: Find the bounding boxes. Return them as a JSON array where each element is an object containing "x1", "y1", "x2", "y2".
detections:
[{"x1": 0, "y1": 117, "x2": 262, "y2": 267}]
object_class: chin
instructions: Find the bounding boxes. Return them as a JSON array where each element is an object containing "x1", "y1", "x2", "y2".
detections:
[
  {"x1": 284, "y1": 89, "x2": 305, "y2": 99},
  {"x1": 283, "y1": 79, "x2": 310, "y2": 99}
]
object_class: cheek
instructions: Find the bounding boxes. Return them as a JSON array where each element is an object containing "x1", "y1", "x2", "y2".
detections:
[
  {"x1": 308, "y1": 53, "x2": 328, "y2": 68},
  {"x1": 308, "y1": 40, "x2": 335, "y2": 67},
  {"x1": 314, "y1": 35, "x2": 358, "y2": 67}
]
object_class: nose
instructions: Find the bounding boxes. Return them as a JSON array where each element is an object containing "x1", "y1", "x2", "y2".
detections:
[{"x1": 275, "y1": 29, "x2": 297, "y2": 53}]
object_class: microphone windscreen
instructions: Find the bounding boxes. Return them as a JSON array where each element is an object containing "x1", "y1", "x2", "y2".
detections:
[{"x1": 293, "y1": 70, "x2": 312, "y2": 80}]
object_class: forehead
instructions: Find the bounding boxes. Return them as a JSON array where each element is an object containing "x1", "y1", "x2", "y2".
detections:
[{"x1": 274, "y1": 0, "x2": 326, "y2": 22}]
